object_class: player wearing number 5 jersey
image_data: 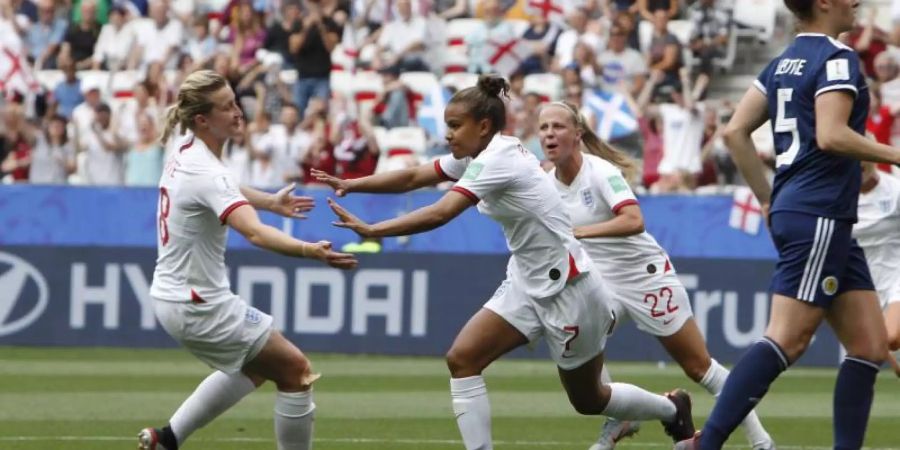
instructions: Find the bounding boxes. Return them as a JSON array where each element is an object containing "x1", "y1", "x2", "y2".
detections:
[
  {"x1": 536, "y1": 101, "x2": 775, "y2": 450},
  {"x1": 315, "y1": 75, "x2": 696, "y2": 450},
  {"x1": 676, "y1": 0, "x2": 900, "y2": 448},
  {"x1": 138, "y1": 70, "x2": 357, "y2": 450}
]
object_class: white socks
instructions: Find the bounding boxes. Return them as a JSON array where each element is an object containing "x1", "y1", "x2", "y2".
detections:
[
  {"x1": 450, "y1": 376, "x2": 492, "y2": 450},
  {"x1": 700, "y1": 359, "x2": 773, "y2": 448},
  {"x1": 601, "y1": 382, "x2": 677, "y2": 421},
  {"x1": 274, "y1": 390, "x2": 316, "y2": 450},
  {"x1": 169, "y1": 370, "x2": 257, "y2": 446}
]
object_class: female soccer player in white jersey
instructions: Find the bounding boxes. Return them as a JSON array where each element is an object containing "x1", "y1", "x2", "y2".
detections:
[
  {"x1": 536, "y1": 101, "x2": 775, "y2": 450},
  {"x1": 854, "y1": 162, "x2": 900, "y2": 376},
  {"x1": 137, "y1": 70, "x2": 358, "y2": 450},
  {"x1": 676, "y1": 0, "x2": 900, "y2": 447},
  {"x1": 315, "y1": 74, "x2": 696, "y2": 450}
]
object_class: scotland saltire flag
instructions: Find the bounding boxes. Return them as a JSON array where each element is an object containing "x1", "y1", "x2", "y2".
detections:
[
  {"x1": 417, "y1": 85, "x2": 452, "y2": 139},
  {"x1": 584, "y1": 89, "x2": 638, "y2": 141}
]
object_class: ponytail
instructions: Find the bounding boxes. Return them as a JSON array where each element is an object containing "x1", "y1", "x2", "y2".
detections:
[{"x1": 160, "y1": 105, "x2": 182, "y2": 144}]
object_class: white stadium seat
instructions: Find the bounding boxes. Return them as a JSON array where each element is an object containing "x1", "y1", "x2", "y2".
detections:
[
  {"x1": 733, "y1": 0, "x2": 777, "y2": 42},
  {"x1": 523, "y1": 73, "x2": 563, "y2": 102},
  {"x1": 400, "y1": 71, "x2": 440, "y2": 102},
  {"x1": 35, "y1": 70, "x2": 64, "y2": 91},
  {"x1": 446, "y1": 18, "x2": 483, "y2": 47},
  {"x1": 440, "y1": 72, "x2": 478, "y2": 93}
]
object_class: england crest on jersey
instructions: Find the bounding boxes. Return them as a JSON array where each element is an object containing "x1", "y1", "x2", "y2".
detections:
[{"x1": 580, "y1": 188, "x2": 594, "y2": 207}]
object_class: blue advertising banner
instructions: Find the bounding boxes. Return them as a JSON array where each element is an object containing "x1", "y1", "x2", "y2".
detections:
[
  {"x1": 0, "y1": 247, "x2": 842, "y2": 366},
  {"x1": 0, "y1": 185, "x2": 778, "y2": 260}
]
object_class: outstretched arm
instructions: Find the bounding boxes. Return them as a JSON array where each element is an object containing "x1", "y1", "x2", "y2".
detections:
[
  {"x1": 312, "y1": 161, "x2": 445, "y2": 196},
  {"x1": 329, "y1": 191, "x2": 473, "y2": 237},
  {"x1": 240, "y1": 183, "x2": 315, "y2": 218}
]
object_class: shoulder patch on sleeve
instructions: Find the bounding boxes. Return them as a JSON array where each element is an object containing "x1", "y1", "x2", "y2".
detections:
[
  {"x1": 607, "y1": 175, "x2": 628, "y2": 193},
  {"x1": 215, "y1": 174, "x2": 239, "y2": 196},
  {"x1": 462, "y1": 162, "x2": 484, "y2": 180},
  {"x1": 826, "y1": 58, "x2": 850, "y2": 81}
]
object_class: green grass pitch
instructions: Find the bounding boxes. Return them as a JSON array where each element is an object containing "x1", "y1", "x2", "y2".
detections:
[{"x1": 0, "y1": 346, "x2": 898, "y2": 449}]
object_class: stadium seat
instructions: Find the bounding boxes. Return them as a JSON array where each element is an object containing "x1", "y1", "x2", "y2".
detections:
[
  {"x1": 446, "y1": 18, "x2": 483, "y2": 47},
  {"x1": 331, "y1": 44, "x2": 356, "y2": 72},
  {"x1": 330, "y1": 70, "x2": 355, "y2": 100},
  {"x1": 385, "y1": 126, "x2": 427, "y2": 157},
  {"x1": 523, "y1": 73, "x2": 563, "y2": 102},
  {"x1": 351, "y1": 71, "x2": 385, "y2": 115},
  {"x1": 732, "y1": 0, "x2": 777, "y2": 42},
  {"x1": 440, "y1": 72, "x2": 478, "y2": 92},
  {"x1": 78, "y1": 70, "x2": 110, "y2": 97},
  {"x1": 400, "y1": 71, "x2": 440, "y2": 103},
  {"x1": 441, "y1": 48, "x2": 470, "y2": 74},
  {"x1": 110, "y1": 70, "x2": 140, "y2": 98},
  {"x1": 35, "y1": 70, "x2": 64, "y2": 92}
]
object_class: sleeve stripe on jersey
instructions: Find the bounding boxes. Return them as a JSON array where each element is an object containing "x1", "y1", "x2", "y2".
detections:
[
  {"x1": 815, "y1": 84, "x2": 858, "y2": 98},
  {"x1": 178, "y1": 136, "x2": 195, "y2": 153},
  {"x1": 219, "y1": 200, "x2": 250, "y2": 224},
  {"x1": 752, "y1": 80, "x2": 767, "y2": 96},
  {"x1": 612, "y1": 199, "x2": 639, "y2": 214},
  {"x1": 451, "y1": 186, "x2": 479, "y2": 203},
  {"x1": 434, "y1": 159, "x2": 458, "y2": 181}
]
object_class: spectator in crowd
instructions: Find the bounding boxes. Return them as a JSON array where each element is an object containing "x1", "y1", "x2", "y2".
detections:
[
  {"x1": 372, "y1": 65, "x2": 417, "y2": 128},
  {"x1": 332, "y1": 114, "x2": 379, "y2": 180},
  {"x1": 519, "y1": 13, "x2": 561, "y2": 75},
  {"x1": 291, "y1": 0, "x2": 340, "y2": 118},
  {"x1": 268, "y1": 103, "x2": 313, "y2": 181},
  {"x1": 71, "y1": 81, "x2": 102, "y2": 136},
  {"x1": 466, "y1": 0, "x2": 517, "y2": 74},
  {"x1": 133, "y1": 0, "x2": 184, "y2": 70},
  {"x1": 50, "y1": 58, "x2": 83, "y2": 119},
  {"x1": 264, "y1": 0, "x2": 301, "y2": 70},
  {"x1": 228, "y1": 0, "x2": 267, "y2": 73},
  {"x1": 223, "y1": 119, "x2": 252, "y2": 185},
  {"x1": 60, "y1": 0, "x2": 100, "y2": 70},
  {"x1": 599, "y1": 21, "x2": 647, "y2": 97},
  {"x1": 145, "y1": 61, "x2": 175, "y2": 106},
  {"x1": 11, "y1": 0, "x2": 37, "y2": 24},
  {"x1": 26, "y1": 0, "x2": 66, "y2": 70},
  {"x1": 29, "y1": 114, "x2": 76, "y2": 184},
  {"x1": 615, "y1": 10, "x2": 642, "y2": 52},
  {"x1": 74, "y1": 102, "x2": 127, "y2": 185},
  {"x1": 185, "y1": 15, "x2": 219, "y2": 69},
  {"x1": 686, "y1": 0, "x2": 729, "y2": 100},
  {"x1": 0, "y1": 102, "x2": 35, "y2": 183},
  {"x1": 374, "y1": 0, "x2": 428, "y2": 72},
  {"x1": 651, "y1": 69, "x2": 703, "y2": 193},
  {"x1": 697, "y1": 105, "x2": 724, "y2": 187},
  {"x1": 842, "y1": 8, "x2": 889, "y2": 79},
  {"x1": 648, "y1": 9, "x2": 683, "y2": 102},
  {"x1": 437, "y1": 0, "x2": 469, "y2": 20},
  {"x1": 247, "y1": 109, "x2": 285, "y2": 188},
  {"x1": 318, "y1": 0, "x2": 350, "y2": 26},
  {"x1": 118, "y1": 81, "x2": 160, "y2": 145},
  {"x1": 554, "y1": 7, "x2": 605, "y2": 70},
  {"x1": 351, "y1": 0, "x2": 390, "y2": 37},
  {"x1": 299, "y1": 97, "x2": 336, "y2": 182},
  {"x1": 70, "y1": 0, "x2": 108, "y2": 25},
  {"x1": 571, "y1": 41, "x2": 604, "y2": 88},
  {"x1": 92, "y1": 2, "x2": 135, "y2": 70},
  {"x1": 637, "y1": 0, "x2": 678, "y2": 22},
  {"x1": 868, "y1": 82, "x2": 898, "y2": 147},
  {"x1": 125, "y1": 113, "x2": 163, "y2": 186},
  {"x1": 607, "y1": 0, "x2": 639, "y2": 17}
]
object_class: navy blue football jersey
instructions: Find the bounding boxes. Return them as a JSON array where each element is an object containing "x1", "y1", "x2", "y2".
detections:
[{"x1": 755, "y1": 33, "x2": 869, "y2": 221}]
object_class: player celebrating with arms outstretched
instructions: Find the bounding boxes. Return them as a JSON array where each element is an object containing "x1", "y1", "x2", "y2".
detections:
[
  {"x1": 138, "y1": 70, "x2": 357, "y2": 450},
  {"x1": 676, "y1": 0, "x2": 900, "y2": 448},
  {"x1": 317, "y1": 74, "x2": 696, "y2": 450}
]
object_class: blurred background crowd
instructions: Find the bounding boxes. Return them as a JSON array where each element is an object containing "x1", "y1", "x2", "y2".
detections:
[{"x1": 1, "y1": 0, "x2": 898, "y2": 193}]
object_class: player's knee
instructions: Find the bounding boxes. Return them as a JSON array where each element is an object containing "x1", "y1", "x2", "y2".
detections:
[
  {"x1": 278, "y1": 354, "x2": 314, "y2": 391},
  {"x1": 446, "y1": 346, "x2": 480, "y2": 378}
]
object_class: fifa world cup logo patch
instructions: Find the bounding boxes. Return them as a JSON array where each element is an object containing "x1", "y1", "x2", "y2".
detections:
[{"x1": 821, "y1": 276, "x2": 839, "y2": 296}]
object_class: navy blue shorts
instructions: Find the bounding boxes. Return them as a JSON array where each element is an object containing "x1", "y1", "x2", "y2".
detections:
[{"x1": 769, "y1": 211, "x2": 874, "y2": 308}]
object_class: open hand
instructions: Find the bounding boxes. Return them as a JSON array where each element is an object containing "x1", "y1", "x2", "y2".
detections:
[
  {"x1": 308, "y1": 240, "x2": 358, "y2": 269},
  {"x1": 311, "y1": 169, "x2": 351, "y2": 196},
  {"x1": 328, "y1": 198, "x2": 374, "y2": 237},
  {"x1": 270, "y1": 183, "x2": 315, "y2": 218}
]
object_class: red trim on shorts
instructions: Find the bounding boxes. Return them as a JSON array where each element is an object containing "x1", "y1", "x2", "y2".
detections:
[
  {"x1": 451, "y1": 186, "x2": 479, "y2": 203},
  {"x1": 219, "y1": 201, "x2": 250, "y2": 224},
  {"x1": 567, "y1": 253, "x2": 581, "y2": 281},
  {"x1": 434, "y1": 159, "x2": 458, "y2": 181},
  {"x1": 190, "y1": 289, "x2": 205, "y2": 304},
  {"x1": 611, "y1": 199, "x2": 639, "y2": 214},
  {"x1": 178, "y1": 136, "x2": 195, "y2": 153}
]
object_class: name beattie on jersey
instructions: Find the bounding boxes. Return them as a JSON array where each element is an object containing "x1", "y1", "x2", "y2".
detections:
[{"x1": 774, "y1": 58, "x2": 806, "y2": 76}]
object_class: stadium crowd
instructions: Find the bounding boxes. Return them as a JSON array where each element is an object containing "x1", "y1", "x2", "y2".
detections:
[{"x1": 0, "y1": 0, "x2": 826, "y2": 192}]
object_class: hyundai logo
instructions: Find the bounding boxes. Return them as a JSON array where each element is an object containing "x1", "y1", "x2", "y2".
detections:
[{"x1": 0, "y1": 252, "x2": 49, "y2": 337}]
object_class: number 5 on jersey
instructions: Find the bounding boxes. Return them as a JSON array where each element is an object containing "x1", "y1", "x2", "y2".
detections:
[{"x1": 775, "y1": 88, "x2": 800, "y2": 167}]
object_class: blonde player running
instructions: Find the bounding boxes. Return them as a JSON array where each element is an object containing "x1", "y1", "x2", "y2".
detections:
[
  {"x1": 316, "y1": 74, "x2": 696, "y2": 450},
  {"x1": 854, "y1": 161, "x2": 900, "y2": 376},
  {"x1": 537, "y1": 101, "x2": 775, "y2": 450},
  {"x1": 137, "y1": 70, "x2": 358, "y2": 450}
]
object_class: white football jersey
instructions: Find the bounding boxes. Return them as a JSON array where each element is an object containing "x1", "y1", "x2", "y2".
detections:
[
  {"x1": 550, "y1": 154, "x2": 672, "y2": 286},
  {"x1": 436, "y1": 134, "x2": 592, "y2": 299},
  {"x1": 150, "y1": 134, "x2": 249, "y2": 303},
  {"x1": 853, "y1": 173, "x2": 900, "y2": 301}
]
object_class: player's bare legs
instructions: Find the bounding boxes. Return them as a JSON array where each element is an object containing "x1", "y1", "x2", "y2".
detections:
[
  {"x1": 557, "y1": 351, "x2": 694, "y2": 442},
  {"x1": 243, "y1": 330, "x2": 318, "y2": 450},
  {"x1": 445, "y1": 308, "x2": 527, "y2": 450},
  {"x1": 885, "y1": 303, "x2": 900, "y2": 376},
  {"x1": 826, "y1": 290, "x2": 888, "y2": 450},
  {"x1": 658, "y1": 320, "x2": 773, "y2": 448}
]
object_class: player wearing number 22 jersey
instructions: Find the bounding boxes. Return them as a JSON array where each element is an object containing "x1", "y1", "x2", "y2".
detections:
[{"x1": 755, "y1": 33, "x2": 873, "y2": 307}]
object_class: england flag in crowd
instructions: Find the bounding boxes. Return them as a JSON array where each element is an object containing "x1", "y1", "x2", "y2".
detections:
[
  {"x1": 584, "y1": 88, "x2": 638, "y2": 141},
  {"x1": 417, "y1": 85, "x2": 452, "y2": 139},
  {"x1": 729, "y1": 186, "x2": 763, "y2": 235}
]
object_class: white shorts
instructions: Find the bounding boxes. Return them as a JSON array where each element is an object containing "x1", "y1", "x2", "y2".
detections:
[
  {"x1": 606, "y1": 274, "x2": 693, "y2": 337},
  {"x1": 484, "y1": 270, "x2": 615, "y2": 370},
  {"x1": 153, "y1": 296, "x2": 274, "y2": 374},
  {"x1": 875, "y1": 275, "x2": 900, "y2": 310}
]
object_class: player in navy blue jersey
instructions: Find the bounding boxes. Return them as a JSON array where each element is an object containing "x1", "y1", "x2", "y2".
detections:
[{"x1": 674, "y1": 0, "x2": 899, "y2": 449}]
